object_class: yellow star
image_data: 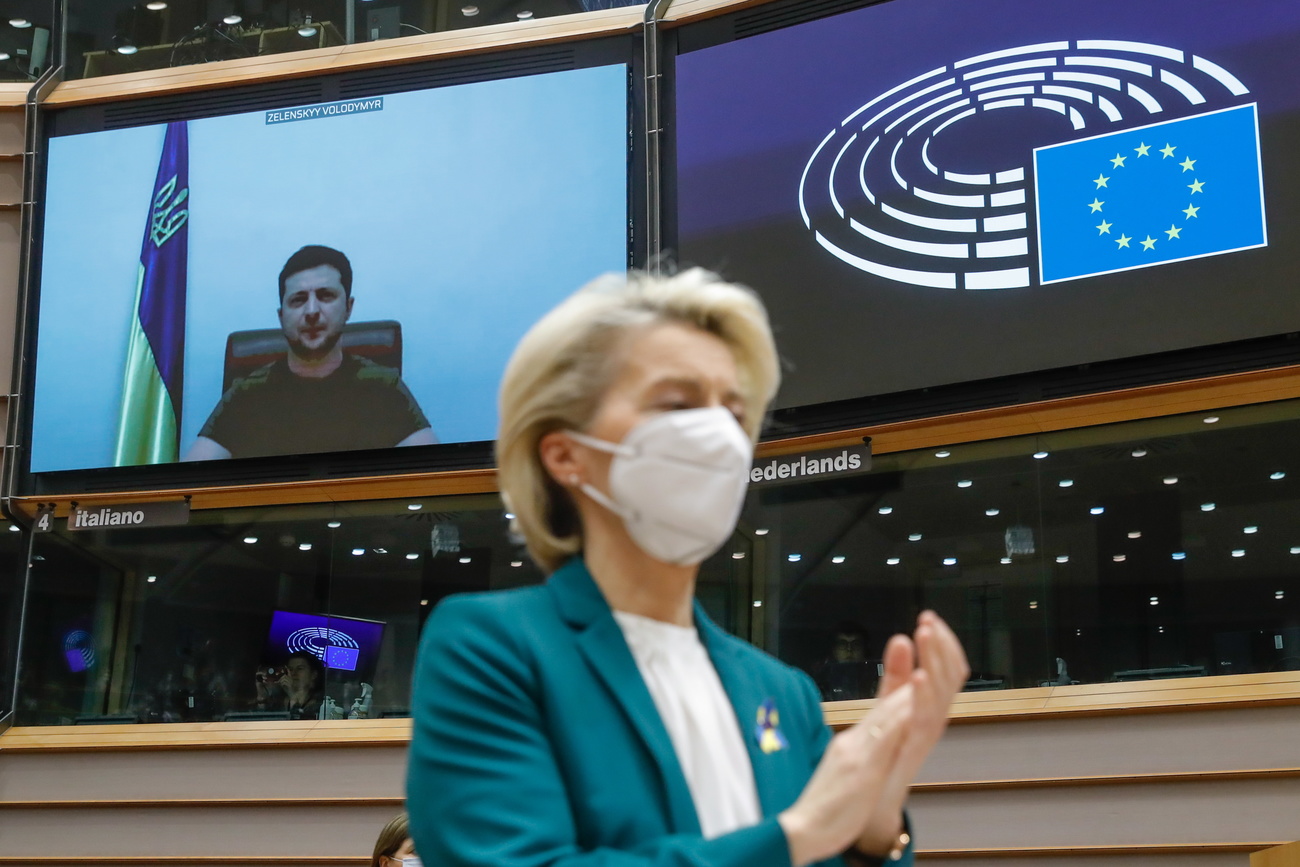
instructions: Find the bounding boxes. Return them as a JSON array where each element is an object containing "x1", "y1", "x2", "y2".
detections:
[
  {"x1": 1135, "y1": 142, "x2": 1151, "y2": 157},
  {"x1": 1088, "y1": 198, "x2": 1104, "y2": 213},
  {"x1": 1188, "y1": 179, "x2": 1205, "y2": 194},
  {"x1": 1141, "y1": 236, "x2": 1157, "y2": 251},
  {"x1": 1116, "y1": 234, "x2": 1132, "y2": 249},
  {"x1": 1097, "y1": 220, "x2": 1113, "y2": 235},
  {"x1": 1094, "y1": 173, "x2": 1110, "y2": 188},
  {"x1": 1179, "y1": 157, "x2": 1196, "y2": 172},
  {"x1": 1165, "y1": 225, "x2": 1182, "y2": 240},
  {"x1": 1160, "y1": 143, "x2": 1177, "y2": 158},
  {"x1": 1183, "y1": 203, "x2": 1200, "y2": 219},
  {"x1": 1111, "y1": 153, "x2": 1127, "y2": 168}
]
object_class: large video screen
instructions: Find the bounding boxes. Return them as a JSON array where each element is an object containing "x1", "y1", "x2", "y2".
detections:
[
  {"x1": 31, "y1": 63, "x2": 628, "y2": 473},
  {"x1": 675, "y1": 0, "x2": 1300, "y2": 408}
]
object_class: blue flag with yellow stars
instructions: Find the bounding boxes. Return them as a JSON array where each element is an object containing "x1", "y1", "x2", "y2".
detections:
[{"x1": 1034, "y1": 104, "x2": 1265, "y2": 284}]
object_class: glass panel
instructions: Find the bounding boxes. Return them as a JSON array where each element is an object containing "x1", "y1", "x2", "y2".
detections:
[
  {"x1": 66, "y1": 1, "x2": 647, "y2": 80},
  {"x1": 1, "y1": 520, "x2": 29, "y2": 720},
  {"x1": 0, "y1": 1, "x2": 57, "y2": 82}
]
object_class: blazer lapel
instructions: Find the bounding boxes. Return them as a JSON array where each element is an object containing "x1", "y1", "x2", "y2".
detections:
[
  {"x1": 695, "y1": 604, "x2": 784, "y2": 816},
  {"x1": 548, "y1": 560, "x2": 701, "y2": 834}
]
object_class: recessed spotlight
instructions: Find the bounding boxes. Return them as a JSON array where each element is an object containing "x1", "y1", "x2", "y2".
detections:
[
  {"x1": 460, "y1": 556, "x2": 472, "y2": 564},
  {"x1": 1231, "y1": 549, "x2": 1246, "y2": 558},
  {"x1": 1200, "y1": 503, "x2": 1216, "y2": 512},
  {"x1": 787, "y1": 553, "x2": 801, "y2": 562},
  {"x1": 1172, "y1": 552, "x2": 1187, "y2": 561},
  {"x1": 115, "y1": 40, "x2": 139, "y2": 55},
  {"x1": 407, "y1": 503, "x2": 423, "y2": 511},
  {"x1": 1000, "y1": 557, "x2": 1012, "y2": 564},
  {"x1": 373, "y1": 548, "x2": 387, "y2": 554},
  {"x1": 461, "y1": 4, "x2": 479, "y2": 14},
  {"x1": 223, "y1": 13, "x2": 242, "y2": 24},
  {"x1": 327, "y1": 521, "x2": 341, "y2": 529},
  {"x1": 1276, "y1": 591, "x2": 1286, "y2": 600},
  {"x1": 297, "y1": 22, "x2": 318, "y2": 37},
  {"x1": 1112, "y1": 554, "x2": 1126, "y2": 562},
  {"x1": 1058, "y1": 479, "x2": 1074, "y2": 488},
  {"x1": 732, "y1": 552, "x2": 746, "y2": 560},
  {"x1": 351, "y1": 548, "x2": 365, "y2": 556},
  {"x1": 243, "y1": 536, "x2": 258, "y2": 544},
  {"x1": 1090, "y1": 506, "x2": 1105, "y2": 515},
  {"x1": 504, "y1": 513, "x2": 515, "y2": 520},
  {"x1": 405, "y1": 553, "x2": 419, "y2": 560},
  {"x1": 831, "y1": 555, "x2": 846, "y2": 564},
  {"x1": 1203, "y1": 416, "x2": 1220, "y2": 424},
  {"x1": 1127, "y1": 530, "x2": 1142, "y2": 539},
  {"x1": 1131, "y1": 448, "x2": 1148, "y2": 458},
  {"x1": 0, "y1": 51, "x2": 10, "y2": 60},
  {"x1": 298, "y1": 543, "x2": 312, "y2": 551},
  {"x1": 886, "y1": 557, "x2": 901, "y2": 565},
  {"x1": 1270, "y1": 471, "x2": 1286, "y2": 480},
  {"x1": 935, "y1": 450, "x2": 951, "y2": 458},
  {"x1": 1150, "y1": 596, "x2": 1159, "y2": 605},
  {"x1": 9, "y1": 18, "x2": 32, "y2": 28},
  {"x1": 1029, "y1": 601, "x2": 1038, "y2": 609},
  {"x1": 420, "y1": 599, "x2": 429, "y2": 606},
  {"x1": 516, "y1": 10, "x2": 533, "y2": 18},
  {"x1": 1158, "y1": 626, "x2": 1165, "y2": 634},
  {"x1": 1076, "y1": 629, "x2": 1082, "y2": 636},
  {"x1": 1033, "y1": 451, "x2": 1049, "y2": 459},
  {"x1": 1056, "y1": 555, "x2": 1069, "y2": 563},
  {"x1": 511, "y1": 560, "x2": 523, "y2": 567},
  {"x1": 7, "y1": 525, "x2": 19, "y2": 532},
  {"x1": 754, "y1": 528, "x2": 769, "y2": 536},
  {"x1": 908, "y1": 533, "x2": 922, "y2": 541},
  {"x1": 985, "y1": 508, "x2": 1000, "y2": 516},
  {"x1": 1291, "y1": 547, "x2": 1300, "y2": 555},
  {"x1": 1244, "y1": 526, "x2": 1259, "y2": 534},
  {"x1": 957, "y1": 480, "x2": 973, "y2": 488},
  {"x1": 146, "y1": 575, "x2": 157, "y2": 583},
  {"x1": 1163, "y1": 476, "x2": 1179, "y2": 485},
  {"x1": 146, "y1": 1, "x2": 168, "y2": 9},
  {"x1": 752, "y1": 600, "x2": 763, "y2": 608},
  {"x1": 877, "y1": 506, "x2": 893, "y2": 515},
  {"x1": 942, "y1": 557, "x2": 957, "y2": 566}
]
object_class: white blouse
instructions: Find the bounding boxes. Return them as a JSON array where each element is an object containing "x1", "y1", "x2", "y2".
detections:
[{"x1": 611, "y1": 610, "x2": 762, "y2": 840}]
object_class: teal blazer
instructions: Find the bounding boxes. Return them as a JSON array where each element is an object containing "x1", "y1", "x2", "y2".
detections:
[{"x1": 407, "y1": 558, "x2": 913, "y2": 867}]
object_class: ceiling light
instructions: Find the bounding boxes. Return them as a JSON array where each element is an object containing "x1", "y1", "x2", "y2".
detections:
[
  {"x1": 732, "y1": 552, "x2": 745, "y2": 560},
  {"x1": 908, "y1": 533, "x2": 922, "y2": 541},
  {"x1": 1203, "y1": 416, "x2": 1220, "y2": 424},
  {"x1": 147, "y1": 575, "x2": 157, "y2": 583},
  {"x1": 460, "y1": 556, "x2": 472, "y2": 564},
  {"x1": 373, "y1": 547, "x2": 387, "y2": 554},
  {"x1": 9, "y1": 18, "x2": 32, "y2": 28},
  {"x1": 243, "y1": 536, "x2": 258, "y2": 544},
  {"x1": 1127, "y1": 530, "x2": 1141, "y2": 539},
  {"x1": 461, "y1": 4, "x2": 479, "y2": 14},
  {"x1": 942, "y1": 557, "x2": 957, "y2": 566},
  {"x1": 146, "y1": 1, "x2": 169, "y2": 9},
  {"x1": 114, "y1": 38, "x2": 138, "y2": 55},
  {"x1": 1276, "y1": 591, "x2": 1285, "y2": 600},
  {"x1": 831, "y1": 555, "x2": 846, "y2": 564},
  {"x1": 420, "y1": 599, "x2": 429, "y2": 606},
  {"x1": 886, "y1": 557, "x2": 901, "y2": 565},
  {"x1": 1000, "y1": 557, "x2": 1012, "y2": 564},
  {"x1": 1172, "y1": 552, "x2": 1187, "y2": 560},
  {"x1": 752, "y1": 600, "x2": 763, "y2": 608},
  {"x1": 351, "y1": 548, "x2": 365, "y2": 556},
  {"x1": 985, "y1": 508, "x2": 1000, "y2": 516},
  {"x1": 511, "y1": 560, "x2": 523, "y2": 567},
  {"x1": 1291, "y1": 547, "x2": 1300, "y2": 555},
  {"x1": 223, "y1": 13, "x2": 243, "y2": 24},
  {"x1": 1231, "y1": 549, "x2": 1246, "y2": 558},
  {"x1": 7, "y1": 525, "x2": 18, "y2": 532},
  {"x1": 406, "y1": 553, "x2": 419, "y2": 560},
  {"x1": 1089, "y1": 506, "x2": 1105, "y2": 515},
  {"x1": 1033, "y1": 451, "x2": 1049, "y2": 459},
  {"x1": 1200, "y1": 503, "x2": 1215, "y2": 511},
  {"x1": 504, "y1": 512, "x2": 515, "y2": 520},
  {"x1": 1131, "y1": 448, "x2": 1148, "y2": 458},
  {"x1": 327, "y1": 521, "x2": 341, "y2": 528},
  {"x1": 1243, "y1": 525, "x2": 1259, "y2": 534},
  {"x1": 1270, "y1": 471, "x2": 1286, "y2": 480},
  {"x1": 1150, "y1": 596, "x2": 1159, "y2": 605},
  {"x1": 1058, "y1": 479, "x2": 1073, "y2": 488},
  {"x1": 787, "y1": 553, "x2": 801, "y2": 562},
  {"x1": 516, "y1": 10, "x2": 533, "y2": 18},
  {"x1": 297, "y1": 16, "x2": 318, "y2": 37},
  {"x1": 407, "y1": 503, "x2": 423, "y2": 511},
  {"x1": 754, "y1": 528, "x2": 769, "y2": 536},
  {"x1": 877, "y1": 506, "x2": 893, "y2": 515},
  {"x1": 1056, "y1": 555, "x2": 1069, "y2": 563},
  {"x1": 957, "y1": 480, "x2": 973, "y2": 488},
  {"x1": 298, "y1": 543, "x2": 312, "y2": 551},
  {"x1": 1163, "y1": 476, "x2": 1179, "y2": 485},
  {"x1": 935, "y1": 450, "x2": 951, "y2": 458},
  {"x1": 1029, "y1": 601, "x2": 1038, "y2": 609},
  {"x1": 1113, "y1": 554, "x2": 1126, "y2": 562}
]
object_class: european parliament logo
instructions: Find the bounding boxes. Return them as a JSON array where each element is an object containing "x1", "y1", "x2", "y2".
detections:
[
  {"x1": 1035, "y1": 105, "x2": 1265, "y2": 283},
  {"x1": 799, "y1": 40, "x2": 1267, "y2": 289}
]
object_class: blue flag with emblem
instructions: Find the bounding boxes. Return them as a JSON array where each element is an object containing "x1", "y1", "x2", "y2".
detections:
[
  {"x1": 1034, "y1": 104, "x2": 1266, "y2": 284},
  {"x1": 113, "y1": 121, "x2": 189, "y2": 466}
]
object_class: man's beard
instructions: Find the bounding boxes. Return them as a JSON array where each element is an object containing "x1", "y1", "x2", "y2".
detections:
[{"x1": 286, "y1": 329, "x2": 343, "y2": 362}]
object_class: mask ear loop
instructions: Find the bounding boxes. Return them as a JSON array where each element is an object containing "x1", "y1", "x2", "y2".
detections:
[{"x1": 564, "y1": 432, "x2": 634, "y2": 521}]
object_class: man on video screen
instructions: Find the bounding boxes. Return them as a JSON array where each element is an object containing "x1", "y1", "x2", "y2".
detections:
[{"x1": 184, "y1": 245, "x2": 436, "y2": 461}]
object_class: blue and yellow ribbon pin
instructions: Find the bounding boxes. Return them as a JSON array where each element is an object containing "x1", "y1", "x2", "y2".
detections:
[{"x1": 755, "y1": 698, "x2": 789, "y2": 754}]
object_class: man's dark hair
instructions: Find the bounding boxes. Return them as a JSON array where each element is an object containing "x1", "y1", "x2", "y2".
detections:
[{"x1": 278, "y1": 245, "x2": 353, "y2": 302}]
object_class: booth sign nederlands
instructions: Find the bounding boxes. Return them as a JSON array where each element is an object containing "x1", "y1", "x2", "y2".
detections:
[
  {"x1": 66, "y1": 500, "x2": 191, "y2": 532},
  {"x1": 750, "y1": 444, "x2": 872, "y2": 487}
]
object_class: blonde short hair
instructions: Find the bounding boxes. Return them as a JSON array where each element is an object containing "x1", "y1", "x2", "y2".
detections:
[{"x1": 497, "y1": 269, "x2": 780, "y2": 573}]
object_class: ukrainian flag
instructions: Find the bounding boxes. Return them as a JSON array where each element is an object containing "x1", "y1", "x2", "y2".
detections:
[{"x1": 113, "y1": 121, "x2": 189, "y2": 466}]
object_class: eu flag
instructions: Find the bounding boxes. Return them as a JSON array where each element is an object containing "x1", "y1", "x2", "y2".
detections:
[
  {"x1": 1034, "y1": 104, "x2": 1266, "y2": 284},
  {"x1": 113, "y1": 121, "x2": 189, "y2": 466}
]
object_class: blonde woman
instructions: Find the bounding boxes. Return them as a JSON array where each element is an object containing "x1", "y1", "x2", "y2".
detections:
[
  {"x1": 371, "y1": 813, "x2": 420, "y2": 867},
  {"x1": 408, "y1": 270, "x2": 968, "y2": 867}
]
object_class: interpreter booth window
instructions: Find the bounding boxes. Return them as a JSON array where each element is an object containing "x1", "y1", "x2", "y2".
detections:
[
  {"x1": 736, "y1": 400, "x2": 1300, "y2": 698},
  {"x1": 14, "y1": 492, "x2": 750, "y2": 726},
  {"x1": 67, "y1": 0, "x2": 647, "y2": 79},
  {"x1": 0, "y1": 2, "x2": 56, "y2": 82},
  {"x1": 1, "y1": 520, "x2": 30, "y2": 722}
]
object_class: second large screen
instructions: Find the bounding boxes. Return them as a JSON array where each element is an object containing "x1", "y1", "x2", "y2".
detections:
[
  {"x1": 32, "y1": 63, "x2": 628, "y2": 473},
  {"x1": 675, "y1": 0, "x2": 1300, "y2": 409}
]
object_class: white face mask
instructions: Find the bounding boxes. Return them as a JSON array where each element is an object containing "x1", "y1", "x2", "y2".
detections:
[
  {"x1": 401, "y1": 858, "x2": 423, "y2": 867},
  {"x1": 568, "y1": 406, "x2": 753, "y2": 565}
]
